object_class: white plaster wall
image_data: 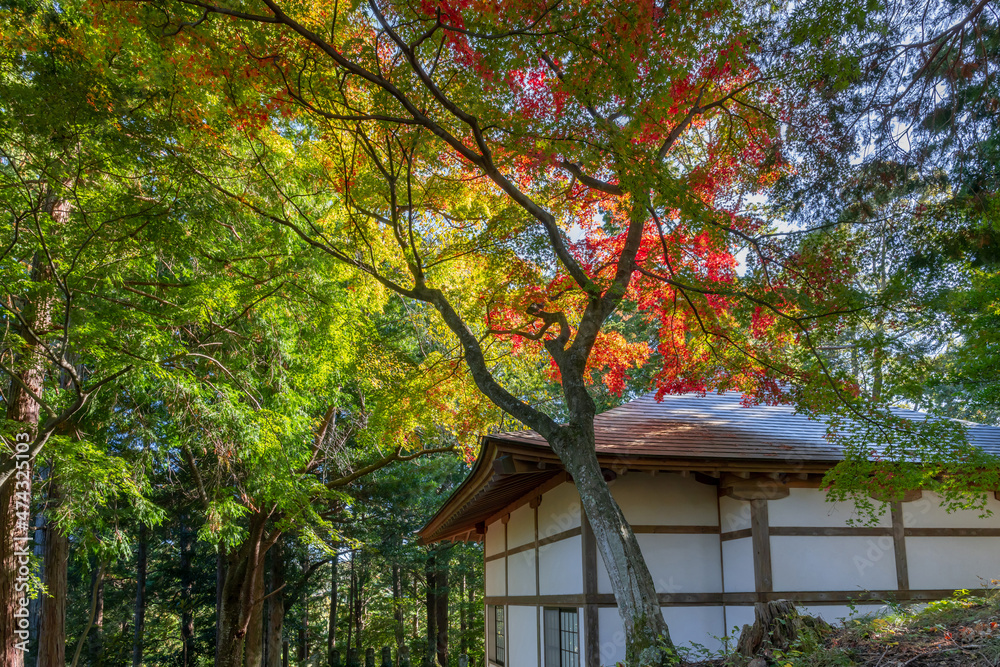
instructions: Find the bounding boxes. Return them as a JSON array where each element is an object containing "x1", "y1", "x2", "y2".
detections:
[
  {"x1": 771, "y1": 536, "x2": 897, "y2": 592},
  {"x1": 598, "y1": 607, "x2": 626, "y2": 667},
  {"x1": 663, "y1": 606, "x2": 727, "y2": 655},
  {"x1": 508, "y1": 606, "x2": 537, "y2": 667},
  {"x1": 508, "y1": 504, "x2": 535, "y2": 549},
  {"x1": 485, "y1": 559, "x2": 506, "y2": 597},
  {"x1": 596, "y1": 534, "x2": 721, "y2": 594},
  {"x1": 538, "y1": 534, "x2": 583, "y2": 595},
  {"x1": 902, "y1": 492, "x2": 1000, "y2": 529},
  {"x1": 721, "y1": 538, "x2": 754, "y2": 593},
  {"x1": 719, "y1": 496, "x2": 751, "y2": 533},
  {"x1": 485, "y1": 521, "x2": 505, "y2": 557},
  {"x1": 797, "y1": 604, "x2": 886, "y2": 625},
  {"x1": 608, "y1": 474, "x2": 719, "y2": 526},
  {"x1": 598, "y1": 606, "x2": 728, "y2": 663},
  {"x1": 724, "y1": 606, "x2": 755, "y2": 637},
  {"x1": 769, "y1": 488, "x2": 891, "y2": 528},
  {"x1": 539, "y1": 483, "x2": 582, "y2": 538},
  {"x1": 906, "y1": 536, "x2": 1000, "y2": 590},
  {"x1": 507, "y1": 549, "x2": 536, "y2": 597}
]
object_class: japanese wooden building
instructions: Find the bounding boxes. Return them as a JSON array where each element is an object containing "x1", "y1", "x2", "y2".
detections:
[{"x1": 417, "y1": 392, "x2": 1000, "y2": 666}]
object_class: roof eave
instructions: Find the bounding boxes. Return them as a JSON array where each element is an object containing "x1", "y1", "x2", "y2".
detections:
[{"x1": 416, "y1": 435, "x2": 500, "y2": 544}]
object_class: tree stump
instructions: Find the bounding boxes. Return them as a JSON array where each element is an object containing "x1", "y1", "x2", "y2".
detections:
[{"x1": 736, "y1": 600, "x2": 831, "y2": 660}]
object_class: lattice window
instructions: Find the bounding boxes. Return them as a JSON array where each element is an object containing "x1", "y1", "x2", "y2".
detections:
[{"x1": 543, "y1": 608, "x2": 579, "y2": 667}]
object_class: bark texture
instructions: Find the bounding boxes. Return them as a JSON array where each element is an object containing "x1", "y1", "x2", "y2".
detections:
[
  {"x1": 552, "y1": 425, "x2": 674, "y2": 666},
  {"x1": 266, "y1": 539, "x2": 285, "y2": 667},
  {"x1": 1, "y1": 248, "x2": 56, "y2": 667},
  {"x1": 36, "y1": 480, "x2": 68, "y2": 667},
  {"x1": 245, "y1": 554, "x2": 266, "y2": 667},
  {"x1": 216, "y1": 511, "x2": 274, "y2": 667},
  {"x1": 736, "y1": 600, "x2": 831, "y2": 660}
]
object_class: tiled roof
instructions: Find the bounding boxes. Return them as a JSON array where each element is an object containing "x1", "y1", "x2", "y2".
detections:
[
  {"x1": 491, "y1": 391, "x2": 1000, "y2": 462},
  {"x1": 418, "y1": 391, "x2": 1000, "y2": 542}
]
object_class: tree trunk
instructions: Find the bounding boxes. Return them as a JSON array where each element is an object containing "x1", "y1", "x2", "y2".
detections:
[
  {"x1": 434, "y1": 548, "x2": 449, "y2": 667},
  {"x1": 299, "y1": 552, "x2": 310, "y2": 662},
  {"x1": 416, "y1": 205, "x2": 679, "y2": 664},
  {"x1": 424, "y1": 554, "x2": 436, "y2": 667},
  {"x1": 458, "y1": 575, "x2": 466, "y2": 656},
  {"x1": 37, "y1": 479, "x2": 68, "y2": 667},
  {"x1": 179, "y1": 519, "x2": 195, "y2": 666},
  {"x1": 551, "y1": 422, "x2": 674, "y2": 666},
  {"x1": 1, "y1": 248, "x2": 57, "y2": 667},
  {"x1": 411, "y1": 577, "x2": 418, "y2": 641},
  {"x1": 217, "y1": 511, "x2": 272, "y2": 667},
  {"x1": 70, "y1": 561, "x2": 105, "y2": 667},
  {"x1": 132, "y1": 522, "x2": 148, "y2": 667},
  {"x1": 328, "y1": 555, "x2": 337, "y2": 667},
  {"x1": 345, "y1": 552, "x2": 355, "y2": 651},
  {"x1": 88, "y1": 561, "x2": 105, "y2": 667},
  {"x1": 245, "y1": 548, "x2": 266, "y2": 667},
  {"x1": 353, "y1": 552, "x2": 363, "y2": 653},
  {"x1": 28, "y1": 478, "x2": 47, "y2": 661},
  {"x1": 266, "y1": 539, "x2": 285, "y2": 667},
  {"x1": 215, "y1": 542, "x2": 226, "y2": 667},
  {"x1": 392, "y1": 562, "x2": 404, "y2": 657}
]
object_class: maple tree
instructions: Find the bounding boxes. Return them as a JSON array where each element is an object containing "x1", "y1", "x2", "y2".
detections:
[
  {"x1": 93, "y1": 0, "x2": 856, "y2": 661},
  {"x1": 4, "y1": 0, "x2": 999, "y2": 663}
]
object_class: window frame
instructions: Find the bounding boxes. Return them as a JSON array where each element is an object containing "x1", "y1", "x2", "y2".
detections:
[
  {"x1": 543, "y1": 607, "x2": 580, "y2": 667},
  {"x1": 489, "y1": 604, "x2": 505, "y2": 666}
]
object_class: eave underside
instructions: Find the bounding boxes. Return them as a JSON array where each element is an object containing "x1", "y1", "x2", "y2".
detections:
[{"x1": 419, "y1": 434, "x2": 842, "y2": 543}]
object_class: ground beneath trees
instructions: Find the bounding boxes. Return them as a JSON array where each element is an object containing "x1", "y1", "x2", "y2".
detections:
[{"x1": 685, "y1": 589, "x2": 1000, "y2": 667}]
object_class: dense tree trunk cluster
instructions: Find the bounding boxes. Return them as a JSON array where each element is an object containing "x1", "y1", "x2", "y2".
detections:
[{"x1": 3, "y1": 472, "x2": 483, "y2": 666}]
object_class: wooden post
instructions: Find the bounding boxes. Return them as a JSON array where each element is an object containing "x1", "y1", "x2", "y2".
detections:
[
  {"x1": 581, "y1": 510, "x2": 600, "y2": 667},
  {"x1": 890, "y1": 502, "x2": 909, "y2": 592},
  {"x1": 750, "y1": 499, "x2": 772, "y2": 598},
  {"x1": 532, "y1": 499, "x2": 541, "y2": 667}
]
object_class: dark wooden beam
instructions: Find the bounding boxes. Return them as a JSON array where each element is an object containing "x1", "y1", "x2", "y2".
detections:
[
  {"x1": 750, "y1": 498, "x2": 773, "y2": 597},
  {"x1": 581, "y1": 511, "x2": 600, "y2": 667},
  {"x1": 890, "y1": 502, "x2": 909, "y2": 592}
]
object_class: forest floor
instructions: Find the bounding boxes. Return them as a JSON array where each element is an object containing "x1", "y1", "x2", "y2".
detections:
[{"x1": 685, "y1": 587, "x2": 1000, "y2": 667}]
